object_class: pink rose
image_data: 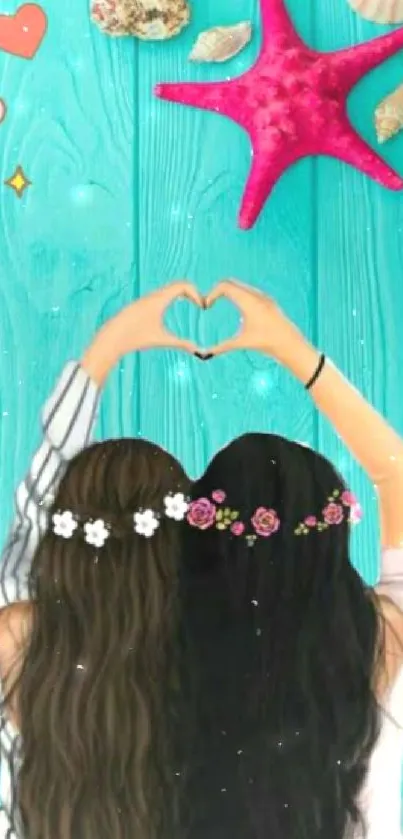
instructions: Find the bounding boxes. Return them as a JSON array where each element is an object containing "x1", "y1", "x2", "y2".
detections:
[
  {"x1": 323, "y1": 502, "x2": 343, "y2": 526},
  {"x1": 304, "y1": 516, "x2": 317, "y2": 528},
  {"x1": 350, "y1": 503, "x2": 363, "y2": 524},
  {"x1": 212, "y1": 489, "x2": 226, "y2": 504},
  {"x1": 341, "y1": 491, "x2": 357, "y2": 507},
  {"x1": 251, "y1": 507, "x2": 280, "y2": 538},
  {"x1": 231, "y1": 521, "x2": 245, "y2": 536},
  {"x1": 187, "y1": 498, "x2": 216, "y2": 530}
]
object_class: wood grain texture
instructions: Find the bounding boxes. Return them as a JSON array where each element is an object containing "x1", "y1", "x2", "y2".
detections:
[
  {"x1": 0, "y1": 0, "x2": 402, "y2": 812},
  {"x1": 137, "y1": 0, "x2": 316, "y2": 480},
  {"x1": 314, "y1": 3, "x2": 403, "y2": 581},
  {"x1": 0, "y1": 1, "x2": 401, "y2": 581},
  {"x1": 0, "y1": 1, "x2": 138, "y2": 541}
]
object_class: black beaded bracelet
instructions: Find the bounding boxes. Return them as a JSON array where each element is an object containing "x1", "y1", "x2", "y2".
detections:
[{"x1": 305, "y1": 353, "x2": 325, "y2": 391}]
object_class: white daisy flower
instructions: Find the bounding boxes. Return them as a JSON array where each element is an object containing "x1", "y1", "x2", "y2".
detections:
[
  {"x1": 134, "y1": 509, "x2": 159, "y2": 538},
  {"x1": 84, "y1": 519, "x2": 109, "y2": 548},
  {"x1": 164, "y1": 493, "x2": 189, "y2": 521},
  {"x1": 52, "y1": 510, "x2": 77, "y2": 540}
]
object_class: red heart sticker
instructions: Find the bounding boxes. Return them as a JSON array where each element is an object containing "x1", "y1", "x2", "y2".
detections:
[{"x1": 0, "y1": 4, "x2": 47, "y2": 60}]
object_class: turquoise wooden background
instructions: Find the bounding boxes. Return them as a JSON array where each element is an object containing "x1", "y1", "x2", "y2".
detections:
[{"x1": 1, "y1": 0, "x2": 403, "y2": 591}]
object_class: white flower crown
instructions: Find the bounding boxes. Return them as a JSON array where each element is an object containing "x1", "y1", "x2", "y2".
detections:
[{"x1": 52, "y1": 493, "x2": 189, "y2": 548}]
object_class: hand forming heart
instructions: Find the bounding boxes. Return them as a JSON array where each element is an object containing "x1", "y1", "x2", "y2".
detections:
[
  {"x1": 82, "y1": 279, "x2": 313, "y2": 388},
  {"x1": 81, "y1": 278, "x2": 322, "y2": 393},
  {"x1": 158, "y1": 279, "x2": 306, "y2": 367},
  {"x1": 199, "y1": 280, "x2": 294, "y2": 362}
]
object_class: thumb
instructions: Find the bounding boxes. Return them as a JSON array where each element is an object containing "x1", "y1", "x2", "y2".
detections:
[
  {"x1": 174, "y1": 338, "x2": 201, "y2": 354},
  {"x1": 201, "y1": 338, "x2": 242, "y2": 358},
  {"x1": 159, "y1": 331, "x2": 200, "y2": 355}
]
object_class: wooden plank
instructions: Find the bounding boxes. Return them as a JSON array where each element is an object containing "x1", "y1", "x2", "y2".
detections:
[
  {"x1": 0, "y1": 3, "x2": 138, "y2": 542},
  {"x1": 315, "y1": 6, "x2": 403, "y2": 580},
  {"x1": 137, "y1": 0, "x2": 316, "y2": 480}
]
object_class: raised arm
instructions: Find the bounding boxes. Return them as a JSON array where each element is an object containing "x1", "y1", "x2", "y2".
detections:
[
  {"x1": 0, "y1": 362, "x2": 100, "y2": 607},
  {"x1": 282, "y1": 341, "x2": 403, "y2": 549},
  {"x1": 0, "y1": 281, "x2": 202, "y2": 608},
  {"x1": 205, "y1": 280, "x2": 403, "y2": 549}
]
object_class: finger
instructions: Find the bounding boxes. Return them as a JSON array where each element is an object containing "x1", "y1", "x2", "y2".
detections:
[
  {"x1": 159, "y1": 281, "x2": 204, "y2": 309},
  {"x1": 205, "y1": 279, "x2": 248, "y2": 309},
  {"x1": 205, "y1": 278, "x2": 267, "y2": 309},
  {"x1": 175, "y1": 339, "x2": 201, "y2": 354},
  {"x1": 201, "y1": 338, "x2": 243, "y2": 358},
  {"x1": 156, "y1": 328, "x2": 200, "y2": 355}
]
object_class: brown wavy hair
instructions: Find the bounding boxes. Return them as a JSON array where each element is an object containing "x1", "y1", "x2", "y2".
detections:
[{"x1": 12, "y1": 438, "x2": 190, "y2": 839}]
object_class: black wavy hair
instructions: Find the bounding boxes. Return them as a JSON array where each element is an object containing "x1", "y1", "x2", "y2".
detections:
[{"x1": 179, "y1": 433, "x2": 383, "y2": 839}]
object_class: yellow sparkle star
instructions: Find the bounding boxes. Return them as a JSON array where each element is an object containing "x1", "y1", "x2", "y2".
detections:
[{"x1": 4, "y1": 165, "x2": 32, "y2": 198}]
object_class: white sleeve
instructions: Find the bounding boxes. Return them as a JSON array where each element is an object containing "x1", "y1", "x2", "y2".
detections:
[
  {"x1": 0, "y1": 361, "x2": 100, "y2": 608},
  {"x1": 376, "y1": 548, "x2": 403, "y2": 612}
]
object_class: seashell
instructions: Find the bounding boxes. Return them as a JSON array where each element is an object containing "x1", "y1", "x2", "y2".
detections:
[
  {"x1": 90, "y1": 0, "x2": 190, "y2": 40},
  {"x1": 189, "y1": 22, "x2": 252, "y2": 63},
  {"x1": 347, "y1": 0, "x2": 403, "y2": 24},
  {"x1": 90, "y1": 0, "x2": 128, "y2": 35},
  {"x1": 0, "y1": 99, "x2": 6, "y2": 125},
  {"x1": 375, "y1": 83, "x2": 403, "y2": 143}
]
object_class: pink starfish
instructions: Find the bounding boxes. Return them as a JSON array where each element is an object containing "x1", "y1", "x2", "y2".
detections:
[{"x1": 155, "y1": 0, "x2": 403, "y2": 229}]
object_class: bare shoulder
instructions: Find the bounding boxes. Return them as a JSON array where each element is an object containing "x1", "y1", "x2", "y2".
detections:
[
  {"x1": 0, "y1": 601, "x2": 33, "y2": 637},
  {"x1": 0, "y1": 602, "x2": 33, "y2": 677}
]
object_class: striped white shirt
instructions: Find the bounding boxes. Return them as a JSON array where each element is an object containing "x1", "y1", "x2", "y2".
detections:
[{"x1": 0, "y1": 361, "x2": 100, "y2": 836}]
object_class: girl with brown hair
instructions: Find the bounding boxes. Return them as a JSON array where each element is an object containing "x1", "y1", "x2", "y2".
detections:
[{"x1": 0, "y1": 281, "x2": 202, "y2": 839}]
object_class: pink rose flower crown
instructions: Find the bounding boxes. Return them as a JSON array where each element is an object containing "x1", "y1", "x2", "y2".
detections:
[
  {"x1": 187, "y1": 488, "x2": 362, "y2": 547},
  {"x1": 294, "y1": 489, "x2": 362, "y2": 536}
]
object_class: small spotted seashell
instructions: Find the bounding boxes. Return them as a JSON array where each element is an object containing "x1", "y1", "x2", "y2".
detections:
[
  {"x1": 375, "y1": 83, "x2": 403, "y2": 143},
  {"x1": 91, "y1": 0, "x2": 190, "y2": 40},
  {"x1": 189, "y1": 22, "x2": 252, "y2": 64},
  {"x1": 347, "y1": 0, "x2": 403, "y2": 23},
  {"x1": 90, "y1": 0, "x2": 129, "y2": 35}
]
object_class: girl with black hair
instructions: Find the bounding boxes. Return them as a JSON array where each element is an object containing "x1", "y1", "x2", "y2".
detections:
[{"x1": 181, "y1": 280, "x2": 403, "y2": 839}]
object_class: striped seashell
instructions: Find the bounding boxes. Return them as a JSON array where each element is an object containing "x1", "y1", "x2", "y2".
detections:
[
  {"x1": 348, "y1": 0, "x2": 403, "y2": 24},
  {"x1": 189, "y1": 22, "x2": 252, "y2": 64},
  {"x1": 375, "y1": 83, "x2": 403, "y2": 143}
]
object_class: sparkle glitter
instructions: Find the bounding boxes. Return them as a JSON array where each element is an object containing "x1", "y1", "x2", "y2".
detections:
[{"x1": 5, "y1": 165, "x2": 31, "y2": 198}]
